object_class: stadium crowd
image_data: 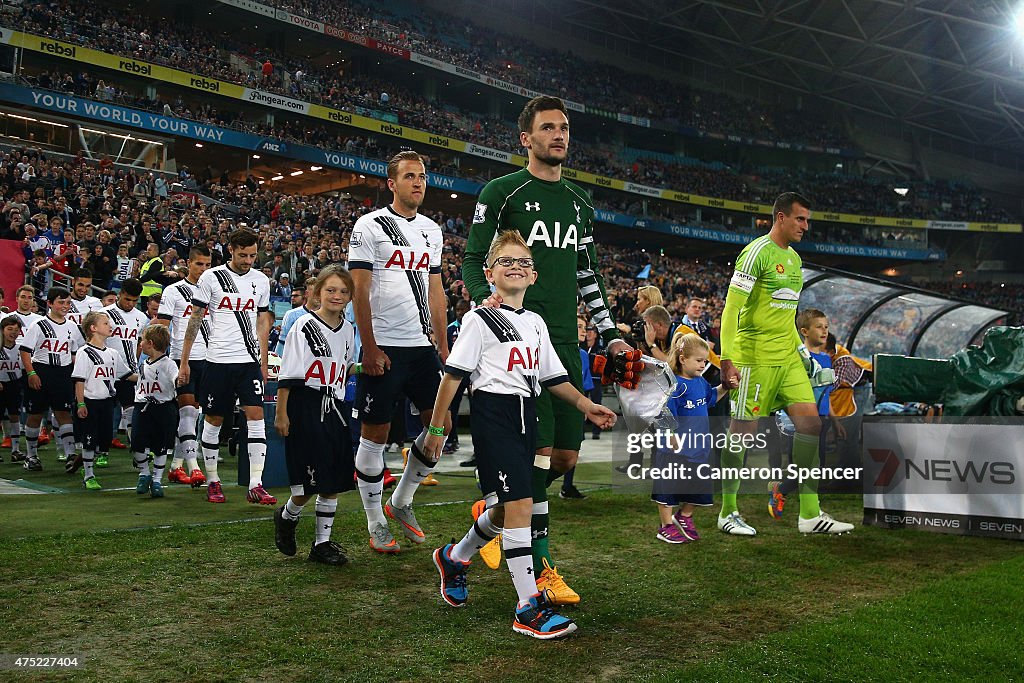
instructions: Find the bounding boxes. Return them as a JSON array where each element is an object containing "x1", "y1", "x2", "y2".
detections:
[
  {"x1": 2, "y1": 143, "x2": 1017, "y2": 340},
  {"x1": 12, "y1": 0, "x2": 1019, "y2": 224}
]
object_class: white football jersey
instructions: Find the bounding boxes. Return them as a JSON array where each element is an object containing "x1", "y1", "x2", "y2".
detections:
[
  {"x1": 278, "y1": 312, "x2": 355, "y2": 399},
  {"x1": 0, "y1": 343, "x2": 23, "y2": 381},
  {"x1": 134, "y1": 354, "x2": 178, "y2": 404},
  {"x1": 72, "y1": 343, "x2": 132, "y2": 400},
  {"x1": 158, "y1": 279, "x2": 210, "y2": 361},
  {"x1": 67, "y1": 295, "x2": 103, "y2": 328},
  {"x1": 194, "y1": 264, "x2": 270, "y2": 365},
  {"x1": 103, "y1": 303, "x2": 149, "y2": 374},
  {"x1": 445, "y1": 305, "x2": 568, "y2": 397},
  {"x1": 348, "y1": 206, "x2": 443, "y2": 347},
  {"x1": 13, "y1": 310, "x2": 42, "y2": 343},
  {"x1": 20, "y1": 315, "x2": 84, "y2": 367}
]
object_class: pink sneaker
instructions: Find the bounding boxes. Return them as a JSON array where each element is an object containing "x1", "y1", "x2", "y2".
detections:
[
  {"x1": 673, "y1": 511, "x2": 700, "y2": 541},
  {"x1": 656, "y1": 523, "x2": 690, "y2": 544}
]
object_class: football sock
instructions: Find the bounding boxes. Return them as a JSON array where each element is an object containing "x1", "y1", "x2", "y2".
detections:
[
  {"x1": 546, "y1": 467, "x2": 565, "y2": 487},
  {"x1": 25, "y1": 425, "x2": 39, "y2": 458},
  {"x1": 793, "y1": 432, "x2": 822, "y2": 519},
  {"x1": 170, "y1": 442, "x2": 184, "y2": 471},
  {"x1": 59, "y1": 423, "x2": 75, "y2": 457},
  {"x1": 531, "y1": 454, "x2": 552, "y2": 568},
  {"x1": 561, "y1": 465, "x2": 576, "y2": 490},
  {"x1": 246, "y1": 419, "x2": 267, "y2": 489},
  {"x1": 719, "y1": 435, "x2": 745, "y2": 517},
  {"x1": 503, "y1": 526, "x2": 538, "y2": 607},
  {"x1": 177, "y1": 405, "x2": 200, "y2": 471},
  {"x1": 391, "y1": 432, "x2": 435, "y2": 508},
  {"x1": 2, "y1": 419, "x2": 10, "y2": 440},
  {"x1": 452, "y1": 507, "x2": 500, "y2": 563},
  {"x1": 152, "y1": 449, "x2": 168, "y2": 483},
  {"x1": 82, "y1": 449, "x2": 95, "y2": 479},
  {"x1": 314, "y1": 496, "x2": 337, "y2": 544},
  {"x1": 355, "y1": 438, "x2": 387, "y2": 531},
  {"x1": 283, "y1": 498, "x2": 304, "y2": 521},
  {"x1": 201, "y1": 421, "x2": 222, "y2": 484},
  {"x1": 134, "y1": 452, "x2": 150, "y2": 476}
]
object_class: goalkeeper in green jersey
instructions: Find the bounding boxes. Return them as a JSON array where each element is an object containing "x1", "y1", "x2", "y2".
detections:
[
  {"x1": 717, "y1": 192, "x2": 854, "y2": 536},
  {"x1": 463, "y1": 96, "x2": 631, "y2": 604}
]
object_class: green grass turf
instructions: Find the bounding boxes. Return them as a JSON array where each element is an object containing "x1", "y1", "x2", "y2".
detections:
[{"x1": 0, "y1": 444, "x2": 1020, "y2": 682}]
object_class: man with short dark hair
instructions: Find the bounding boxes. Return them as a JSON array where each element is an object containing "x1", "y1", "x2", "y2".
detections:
[
  {"x1": 19, "y1": 287, "x2": 84, "y2": 472},
  {"x1": 178, "y1": 229, "x2": 275, "y2": 505},
  {"x1": 156, "y1": 245, "x2": 212, "y2": 486},
  {"x1": 462, "y1": 96, "x2": 629, "y2": 605},
  {"x1": 718, "y1": 192, "x2": 854, "y2": 536}
]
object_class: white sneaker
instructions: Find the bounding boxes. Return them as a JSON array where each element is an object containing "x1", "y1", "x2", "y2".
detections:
[
  {"x1": 798, "y1": 512, "x2": 854, "y2": 535},
  {"x1": 717, "y1": 511, "x2": 757, "y2": 536}
]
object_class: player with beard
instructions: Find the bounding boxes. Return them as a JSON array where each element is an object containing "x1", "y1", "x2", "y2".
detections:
[{"x1": 177, "y1": 229, "x2": 275, "y2": 505}]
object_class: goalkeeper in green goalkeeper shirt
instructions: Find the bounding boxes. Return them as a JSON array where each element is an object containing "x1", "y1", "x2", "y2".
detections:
[
  {"x1": 463, "y1": 95, "x2": 631, "y2": 604},
  {"x1": 717, "y1": 192, "x2": 854, "y2": 536}
]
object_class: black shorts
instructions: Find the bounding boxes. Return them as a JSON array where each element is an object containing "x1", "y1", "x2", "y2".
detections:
[
  {"x1": 353, "y1": 346, "x2": 441, "y2": 424},
  {"x1": 175, "y1": 358, "x2": 207, "y2": 398},
  {"x1": 74, "y1": 397, "x2": 115, "y2": 452},
  {"x1": 0, "y1": 378, "x2": 24, "y2": 416},
  {"x1": 115, "y1": 379, "x2": 136, "y2": 408},
  {"x1": 26, "y1": 364, "x2": 75, "y2": 415},
  {"x1": 284, "y1": 388, "x2": 354, "y2": 496},
  {"x1": 130, "y1": 401, "x2": 178, "y2": 453},
  {"x1": 471, "y1": 390, "x2": 536, "y2": 505},
  {"x1": 198, "y1": 362, "x2": 264, "y2": 417}
]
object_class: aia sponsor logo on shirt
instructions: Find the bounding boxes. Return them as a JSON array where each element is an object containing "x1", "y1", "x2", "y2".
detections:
[
  {"x1": 507, "y1": 345, "x2": 540, "y2": 372},
  {"x1": 304, "y1": 360, "x2": 346, "y2": 389},
  {"x1": 384, "y1": 250, "x2": 431, "y2": 271},
  {"x1": 216, "y1": 297, "x2": 257, "y2": 312},
  {"x1": 138, "y1": 380, "x2": 164, "y2": 395},
  {"x1": 40, "y1": 339, "x2": 70, "y2": 354}
]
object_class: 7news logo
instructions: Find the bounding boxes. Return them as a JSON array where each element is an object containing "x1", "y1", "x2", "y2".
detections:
[{"x1": 869, "y1": 448, "x2": 1015, "y2": 488}]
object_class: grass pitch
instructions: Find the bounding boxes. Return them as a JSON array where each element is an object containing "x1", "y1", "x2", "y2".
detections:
[{"x1": 0, "y1": 446, "x2": 1020, "y2": 682}]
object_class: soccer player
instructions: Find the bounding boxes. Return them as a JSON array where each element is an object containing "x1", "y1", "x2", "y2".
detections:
[
  {"x1": 156, "y1": 245, "x2": 212, "y2": 487},
  {"x1": 425, "y1": 231, "x2": 615, "y2": 638},
  {"x1": 177, "y1": 229, "x2": 275, "y2": 505},
  {"x1": 273, "y1": 265, "x2": 356, "y2": 566},
  {"x1": 131, "y1": 325, "x2": 179, "y2": 498},
  {"x1": 19, "y1": 287, "x2": 85, "y2": 472},
  {"x1": 9, "y1": 286, "x2": 44, "y2": 451},
  {"x1": 103, "y1": 279, "x2": 149, "y2": 457},
  {"x1": 349, "y1": 150, "x2": 450, "y2": 554},
  {"x1": 70, "y1": 311, "x2": 135, "y2": 489},
  {"x1": 0, "y1": 316, "x2": 25, "y2": 461},
  {"x1": 718, "y1": 192, "x2": 854, "y2": 536},
  {"x1": 66, "y1": 269, "x2": 103, "y2": 328},
  {"x1": 12, "y1": 286, "x2": 43, "y2": 339},
  {"x1": 462, "y1": 96, "x2": 629, "y2": 603}
]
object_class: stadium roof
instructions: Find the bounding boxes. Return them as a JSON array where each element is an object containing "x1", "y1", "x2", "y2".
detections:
[{"x1": 528, "y1": 0, "x2": 1024, "y2": 151}]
